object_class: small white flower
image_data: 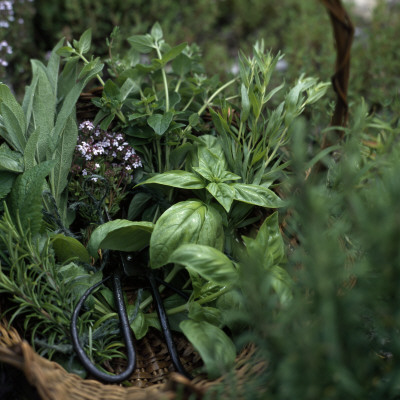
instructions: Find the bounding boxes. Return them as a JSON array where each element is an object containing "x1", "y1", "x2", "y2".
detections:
[
  {"x1": 82, "y1": 169, "x2": 88, "y2": 176},
  {"x1": 85, "y1": 154, "x2": 92, "y2": 161},
  {"x1": 95, "y1": 163, "x2": 100, "y2": 169},
  {"x1": 91, "y1": 177, "x2": 98, "y2": 182},
  {"x1": 126, "y1": 165, "x2": 132, "y2": 171}
]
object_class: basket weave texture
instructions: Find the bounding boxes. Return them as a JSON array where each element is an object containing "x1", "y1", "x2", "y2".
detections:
[{"x1": 0, "y1": 317, "x2": 262, "y2": 400}]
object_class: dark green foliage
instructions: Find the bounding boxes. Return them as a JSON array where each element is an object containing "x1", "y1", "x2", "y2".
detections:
[{"x1": 226, "y1": 115, "x2": 400, "y2": 399}]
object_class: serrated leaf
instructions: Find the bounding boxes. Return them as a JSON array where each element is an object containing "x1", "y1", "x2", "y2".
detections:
[
  {"x1": 87, "y1": 219, "x2": 155, "y2": 258},
  {"x1": 78, "y1": 29, "x2": 92, "y2": 54},
  {"x1": 56, "y1": 46, "x2": 75, "y2": 57},
  {"x1": 147, "y1": 112, "x2": 173, "y2": 135},
  {"x1": 172, "y1": 54, "x2": 192, "y2": 76},
  {"x1": 138, "y1": 170, "x2": 205, "y2": 190},
  {"x1": 150, "y1": 200, "x2": 224, "y2": 268},
  {"x1": 51, "y1": 234, "x2": 91, "y2": 264},
  {"x1": 127, "y1": 34, "x2": 154, "y2": 53},
  {"x1": 179, "y1": 320, "x2": 236, "y2": 378},
  {"x1": 8, "y1": 160, "x2": 56, "y2": 235},
  {"x1": 233, "y1": 183, "x2": 285, "y2": 208},
  {"x1": 150, "y1": 22, "x2": 163, "y2": 41},
  {"x1": 160, "y1": 42, "x2": 187, "y2": 65},
  {"x1": 169, "y1": 243, "x2": 237, "y2": 285},
  {"x1": 189, "y1": 113, "x2": 200, "y2": 127}
]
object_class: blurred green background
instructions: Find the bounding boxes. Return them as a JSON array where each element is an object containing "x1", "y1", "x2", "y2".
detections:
[{"x1": 1, "y1": 0, "x2": 399, "y2": 112}]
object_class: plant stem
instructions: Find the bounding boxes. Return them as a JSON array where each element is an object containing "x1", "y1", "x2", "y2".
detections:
[
  {"x1": 145, "y1": 286, "x2": 232, "y2": 317},
  {"x1": 198, "y1": 78, "x2": 237, "y2": 116},
  {"x1": 155, "y1": 45, "x2": 169, "y2": 112},
  {"x1": 79, "y1": 53, "x2": 105, "y2": 87}
]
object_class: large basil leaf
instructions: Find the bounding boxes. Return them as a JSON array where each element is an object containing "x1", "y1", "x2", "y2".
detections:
[
  {"x1": 150, "y1": 200, "x2": 223, "y2": 268},
  {"x1": 51, "y1": 234, "x2": 91, "y2": 264},
  {"x1": 87, "y1": 219, "x2": 155, "y2": 257},
  {"x1": 242, "y1": 211, "x2": 285, "y2": 267},
  {"x1": 139, "y1": 170, "x2": 205, "y2": 190},
  {"x1": 179, "y1": 319, "x2": 236, "y2": 378},
  {"x1": 188, "y1": 302, "x2": 222, "y2": 327},
  {"x1": 169, "y1": 244, "x2": 237, "y2": 285},
  {"x1": 233, "y1": 183, "x2": 285, "y2": 208},
  {"x1": 206, "y1": 182, "x2": 235, "y2": 212}
]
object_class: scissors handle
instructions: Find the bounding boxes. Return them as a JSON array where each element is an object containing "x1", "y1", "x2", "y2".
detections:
[
  {"x1": 147, "y1": 270, "x2": 192, "y2": 379},
  {"x1": 71, "y1": 273, "x2": 136, "y2": 383}
]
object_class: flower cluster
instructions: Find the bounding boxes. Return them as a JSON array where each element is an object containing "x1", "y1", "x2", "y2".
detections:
[{"x1": 72, "y1": 120, "x2": 142, "y2": 183}]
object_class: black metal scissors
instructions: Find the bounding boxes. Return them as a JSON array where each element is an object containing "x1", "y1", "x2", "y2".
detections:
[{"x1": 70, "y1": 176, "x2": 191, "y2": 383}]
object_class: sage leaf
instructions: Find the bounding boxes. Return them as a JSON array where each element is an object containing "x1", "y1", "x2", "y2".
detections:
[
  {"x1": 179, "y1": 320, "x2": 236, "y2": 378},
  {"x1": 8, "y1": 160, "x2": 56, "y2": 235},
  {"x1": 139, "y1": 170, "x2": 205, "y2": 190},
  {"x1": 31, "y1": 61, "x2": 56, "y2": 144},
  {"x1": 23, "y1": 127, "x2": 42, "y2": 170},
  {"x1": 233, "y1": 183, "x2": 285, "y2": 208},
  {"x1": 206, "y1": 182, "x2": 235, "y2": 212},
  {"x1": 0, "y1": 84, "x2": 27, "y2": 152},
  {"x1": 0, "y1": 171, "x2": 16, "y2": 201},
  {"x1": 169, "y1": 243, "x2": 237, "y2": 285},
  {"x1": 0, "y1": 144, "x2": 24, "y2": 172},
  {"x1": 50, "y1": 115, "x2": 78, "y2": 208},
  {"x1": 51, "y1": 234, "x2": 91, "y2": 264},
  {"x1": 87, "y1": 219, "x2": 155, "y2": 258},
  {"x1": 150, "y1": 200, "x2": 224, "y2": 268},
  {"x1": 147, "y1": 112, "x2": 173, "y2": 135}
]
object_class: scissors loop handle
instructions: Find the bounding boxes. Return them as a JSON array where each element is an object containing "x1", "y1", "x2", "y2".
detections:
[{"x1": 71, "y1": 273, "x2": 136, "y2": 383}]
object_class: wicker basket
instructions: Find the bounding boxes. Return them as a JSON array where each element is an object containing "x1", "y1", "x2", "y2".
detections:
[
  {"x1": 0, "y1": 2, "x2": 354, "y2": 397},
  {"x1": 0, "y1": 317, "x2": 264, "y2": 400}
]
